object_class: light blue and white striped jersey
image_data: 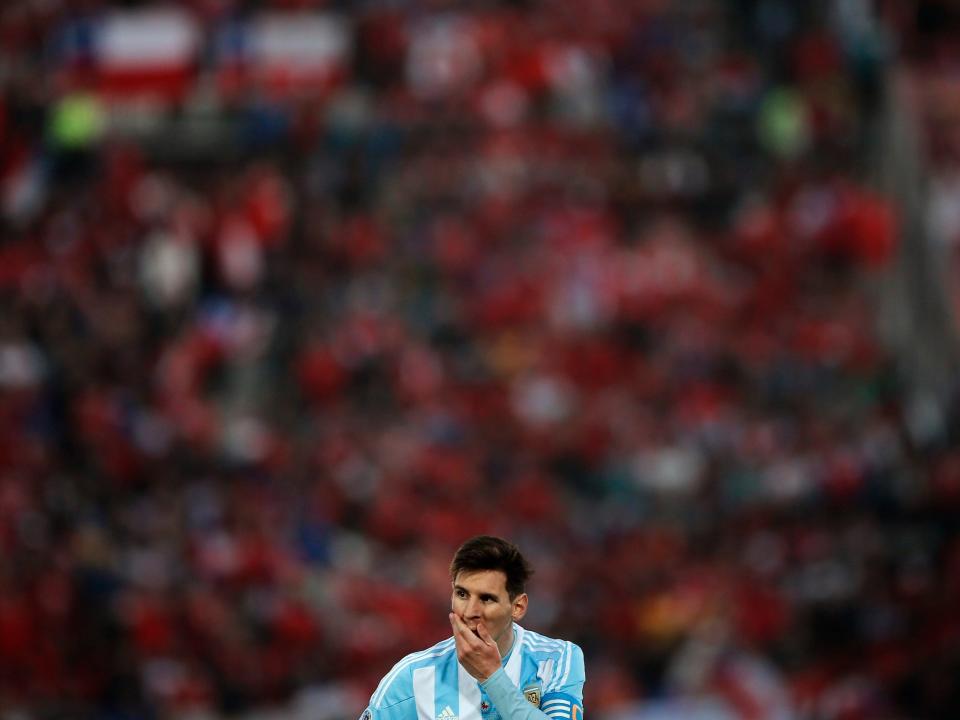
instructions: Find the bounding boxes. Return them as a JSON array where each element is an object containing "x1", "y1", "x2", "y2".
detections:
[{"x1": 362, "y1": 625, "x2": 585, "y2": 720}]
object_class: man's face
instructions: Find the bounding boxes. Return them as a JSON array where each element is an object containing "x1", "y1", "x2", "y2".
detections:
[{"x1": 451, "y1": 569, "x2": 527, "y2": 650}]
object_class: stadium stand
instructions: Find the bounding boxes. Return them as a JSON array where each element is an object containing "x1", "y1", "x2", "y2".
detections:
[{"x1": 0, "y1": 2, "x2": 958, "y2": 719}]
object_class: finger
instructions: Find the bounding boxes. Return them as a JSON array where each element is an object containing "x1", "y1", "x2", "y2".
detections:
[
  {"x1": 475, "y1": 621, "x2": 496, "y2": 646},
  {"x1": 449, "y1": 613, "x2": 474, "y2": 642},
  {"x1": 452, "y1": 615, "x2": 486, "y2": 651},
  {"x1": 450, "y1": 614, "x2": 469, "y2": 654}
]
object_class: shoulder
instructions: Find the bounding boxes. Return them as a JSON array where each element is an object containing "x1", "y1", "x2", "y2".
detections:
[
  {"x1": 520, "y1": 627, "x2": 567, "y2": 652},
  {"x1": 369, "y1": 637, "x2": 457, "y2": 710},
  {"x1": 518, "y1": 627, "x2": 585, "y2": 691},
  {"x1": 520, "y1": 628, "x2": 583, "y2": 663}
]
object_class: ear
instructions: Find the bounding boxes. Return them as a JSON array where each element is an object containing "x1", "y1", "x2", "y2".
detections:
[{"x1": 512, "y1": 592, "x2": 528, "y2": 621}]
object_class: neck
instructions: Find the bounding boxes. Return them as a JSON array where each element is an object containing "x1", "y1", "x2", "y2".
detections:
[{"x1": 497, "y1": 623, "x2": 515, "y2": 659}]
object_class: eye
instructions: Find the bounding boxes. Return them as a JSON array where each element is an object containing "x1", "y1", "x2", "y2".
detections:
[{"x1": 455, "y1": 589, "x2": 467, "y2": 599}]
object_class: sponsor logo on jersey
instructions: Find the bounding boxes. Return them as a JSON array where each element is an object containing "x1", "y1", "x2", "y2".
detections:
[
  {"x1": 437, "y1": 705, "x2": 458, "y2": 720},
  {"x1": 523, "y1": 684, "x2": 541, "y2": 707}
]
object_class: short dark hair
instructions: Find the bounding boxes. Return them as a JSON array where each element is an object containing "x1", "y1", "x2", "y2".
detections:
[{"x1": 450, "y1": 535, "x2": 533, "y2": 599}]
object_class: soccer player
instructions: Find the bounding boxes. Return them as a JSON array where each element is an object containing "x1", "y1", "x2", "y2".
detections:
[{"x1": 360, "y1": 536, "x2": 585, "y2": 720}]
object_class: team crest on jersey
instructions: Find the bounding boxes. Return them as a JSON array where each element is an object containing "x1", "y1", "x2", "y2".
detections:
[{"x1": 523, "y1": 684, "x2": 541, "y2": 707}]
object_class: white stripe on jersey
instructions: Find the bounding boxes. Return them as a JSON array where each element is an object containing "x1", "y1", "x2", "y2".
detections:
[
  {"x1": 542, "y1": 698, "x2": 574, "y2": 720},
  {"x1": 546, "y1": 642, "x2": 571, "y2": 693},
  {"x1": 555, "y1": 641, "x2": 574, "y2": 692},
  {"x1": 504, "y1": 625, "x2": 525, "y2": 685},
  {"x1": 544, "y1": 644, "x2": 563, "y2": 693},
  {"x1": 457, "y1": 660, "x2": 481, "y2": 720},
  {"x1": 373, "y1": 640, "x2": 456, "y2": 708},
  {"x1": 537, "y1": 659, "x2": 555, "y2": 689},
  {"x1": 523, "y1": 632, "x2": 564, "y2": 651},
  {"x1": 413, "y1": 666, "x2": 436, "y2": 720},
  {"x1": 525, "y1": 641, "x2": 562, "y2": 655}
]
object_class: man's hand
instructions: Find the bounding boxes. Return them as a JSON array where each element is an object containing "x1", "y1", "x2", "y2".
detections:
[{"x1": 450, "y1": 612, "x2": 502, "y2": 681}]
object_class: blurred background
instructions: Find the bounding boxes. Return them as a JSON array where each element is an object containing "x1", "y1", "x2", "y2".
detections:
[{"x1": 2, "y1": 1, "x2": 960, "y2": 719}]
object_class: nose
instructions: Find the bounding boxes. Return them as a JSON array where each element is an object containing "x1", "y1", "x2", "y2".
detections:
[{"x1": 464, "y1": 597, "x2": 482, "y2": 619}]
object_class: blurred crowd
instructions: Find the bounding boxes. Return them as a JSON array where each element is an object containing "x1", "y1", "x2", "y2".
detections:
[{"x1": 2, "y1": 1, "x2": 960, "y2": 719}]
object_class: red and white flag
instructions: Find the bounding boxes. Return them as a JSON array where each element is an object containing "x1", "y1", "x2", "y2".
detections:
[
  {"x1": 219, "y1": 13, "x2": 351, "y2": 99},
  {"x1": 95, "y1": 8, "x2": 201, "y2": 102}
]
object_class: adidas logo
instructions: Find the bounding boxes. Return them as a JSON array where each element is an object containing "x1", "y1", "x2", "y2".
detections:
[{"x1": 437, "y1": 706, "x2": 457, "y2": 720}]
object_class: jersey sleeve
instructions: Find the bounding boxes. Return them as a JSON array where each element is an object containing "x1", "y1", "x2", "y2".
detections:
[
  {"x1": 539, "y1": 642, "x2": 585, "y2": 720},
  {"x1": 362, "y1": 662, "x2": 417, "y2": 720},
  {"x1": 359, "y1": 697, "x2": 416, "y2": 720}
]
